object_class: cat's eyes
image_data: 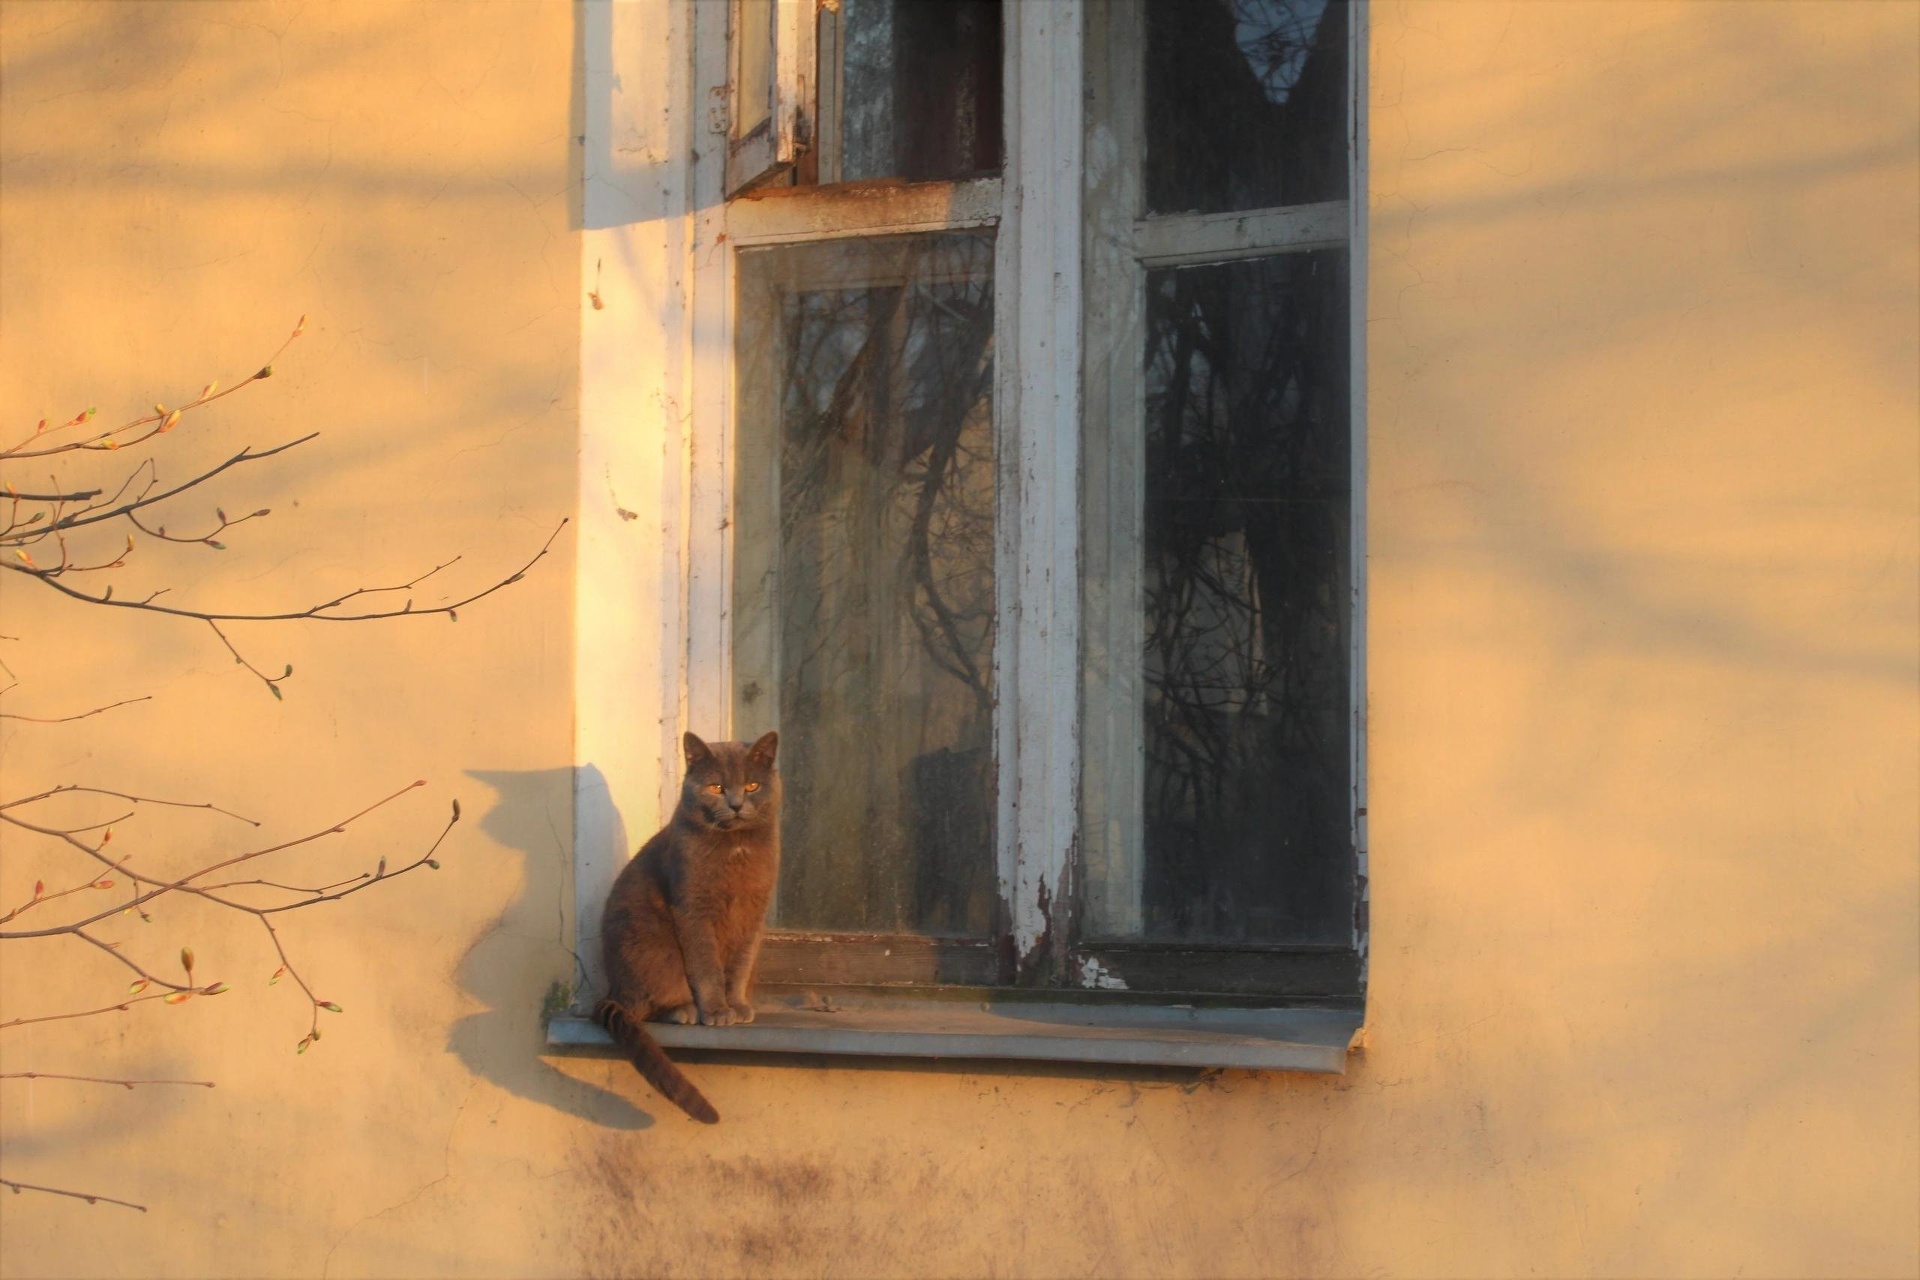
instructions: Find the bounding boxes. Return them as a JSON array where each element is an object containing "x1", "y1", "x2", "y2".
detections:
[
  {"x1": 745, "y1": 782, "x2": 761, "y2": 793},
  {"x1": 707, "y1": 784, "x2": 723, "y2": 794}
]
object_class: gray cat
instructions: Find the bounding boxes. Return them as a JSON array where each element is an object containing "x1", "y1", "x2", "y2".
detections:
[{"x1": 596, "y1": 731, "x2": 780, "y2": 1123}]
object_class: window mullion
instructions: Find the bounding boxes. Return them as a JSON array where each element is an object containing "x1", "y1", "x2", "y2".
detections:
[
  {"x1": 723, "y1": 177, "x2": 1003, "y2": 246},
  {"x1": 997, "y1": 0, "x2": 1084, "y2": 981},
  {"x1": 1134, "y1": 200, "x2": 1350, "y2": 267},
  {"x1": 691, "y1": 0, "x2": 736, "y2": 741}
]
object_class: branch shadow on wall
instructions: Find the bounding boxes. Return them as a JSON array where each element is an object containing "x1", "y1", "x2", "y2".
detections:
[{"x1": 450, "y1": 766, "x2": 653, "y2": 1131}]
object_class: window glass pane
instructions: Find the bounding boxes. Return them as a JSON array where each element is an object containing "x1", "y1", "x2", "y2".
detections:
[
  {"x1": 734, "y1": 232, "x2": 997, "y2": 936},
  {"x1": 837, "y1": 0, "x2": 1002, "y2": 183},
  {"x1": 734, "y1": 0, "x2": 774, "y2": 142},
  {"x1": 1144, "y1": 0, "x2": 1347, "y2": 215},
  {"x1": 1086, "y1": 249, "x2": 1351, "y2": 945}
]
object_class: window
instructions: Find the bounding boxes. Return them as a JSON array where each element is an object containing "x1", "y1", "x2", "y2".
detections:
[{"x1": 564, "y1": 0, "x2": 1367, "y2": 1072}]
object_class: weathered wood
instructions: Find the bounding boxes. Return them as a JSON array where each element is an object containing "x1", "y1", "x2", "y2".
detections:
[
  {"x1": 1133, "y1": 200, "x2": 1350, "y2": 266},
  {"x1": 753, "y1": 932, "x2": 1005, "y2": 987},
  {"x1": 691, "y1": 0, "x2": 737, "y2": 740},
  {"x1": 772, "y1": 0, "x2": 816, "y2": 176},
  {"x1": 1077, "y1": 943, "x2": 1362, "y2": 1000},
  {"x1": 726, "y1": 177, "x2": 1002, "y2": 245},
  {"x1": 998, "y1": 0, "x2": 1085, "y2": 981}
]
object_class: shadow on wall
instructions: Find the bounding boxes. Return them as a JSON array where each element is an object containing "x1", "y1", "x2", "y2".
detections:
[{"x1": 453, "y1": 766, "x2": 654, "y2": 1130}]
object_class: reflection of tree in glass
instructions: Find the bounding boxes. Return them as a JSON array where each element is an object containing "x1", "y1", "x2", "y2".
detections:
[
  {"x1": 766, "y1": 234, "x2": 996, "y2": 935},
  {"x1": 1140, "y1": 251, "x2": 1351, "y2": 943},
  {"x1": 1230, "y1": 0, "x2": 1333, "y2": 105},
  {"x1": 1145, "y1": 0, "x2": 1347, "y2": 214},
  {"x1": 839, "y1": 0, "x2": 1001, "y2": 183}
]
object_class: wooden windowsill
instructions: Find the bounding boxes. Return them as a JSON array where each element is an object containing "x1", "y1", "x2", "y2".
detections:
[{"x1": 544, "y1": 994, "x2": 1362, "y2": 1074}]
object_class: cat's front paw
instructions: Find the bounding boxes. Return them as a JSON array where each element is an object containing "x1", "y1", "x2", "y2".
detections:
[
  {"x1": 728, "y1": 1001, "x2": 756, "y2": 1024},
  {"x1": 700, "y1": 1006, "x2": 741, "y2": 1027},
  {"x1": 657, "y1": 1003, "x2": 698, "y2": 1025}
]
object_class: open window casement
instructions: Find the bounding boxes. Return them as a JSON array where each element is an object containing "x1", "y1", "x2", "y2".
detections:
[{"x1": 727, "y1": 0, "x2": 817, "y2": 196}]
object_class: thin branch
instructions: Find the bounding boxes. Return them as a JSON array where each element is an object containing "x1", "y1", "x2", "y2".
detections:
[
  {"x1": 124, "y1": 504, "x2": 270, "y2": 547},
  {"x1": 259, "y1": 806, "x2": 456, "y2": 916},
  {"x1": 0, "y1": 989, "x2": 177, "y2": 1029},
  {"x1": 0, "y1": 695, "x2": 152, "y2": 725},
  {"x1": 0, "y1": 858, "x2": 131, "y2": 926},
  {"x1": 10, "y1": 809, "x2": 132, "y2": 838},
  {"x1": 4, "y1": 518, "x2": 568, "y2": 624},
  {"x1": 0, "y1": 779, "x2": 429, "y2": 939},
  {"x1": 68, "y1": 928, "x2": 195, "y2": 993},
  {"x1": 0, "y1": 318, "x2": 304, "y2": 460},
  {"x1": 0, "y1": 785, "x2": 256, "y2": 825},
  {"x1": 0, "y1": 1072, "x2": 214, "y2": 1089},
  {"x1": 0, "y1": 1177, "x2": 147, "y2": 1213},
  {"x1": 30, "y1": 434, "x2": 318, "y2": 537},
  {"x1": 207, "y1": 620, "x2": 288, "y2": 696},
  {"x1": 200, "y1": 873, "x2": 369, "y2": 896},
  {"x1": 1, "y1": 488, "x2": 102, "y2": 503}
]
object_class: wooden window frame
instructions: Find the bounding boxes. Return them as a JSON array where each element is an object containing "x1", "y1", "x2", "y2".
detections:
[
  {"x1": 563, "y1": 0, "x2": 1368, "y2": 1073},
  {"x1": 725, "y1": 0, "x2": 816, "y2": 196}
]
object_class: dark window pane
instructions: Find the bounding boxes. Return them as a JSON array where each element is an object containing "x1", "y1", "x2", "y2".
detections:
[
  {"x1": 1139, "y1": 250, "x2": 1351, "y2": 943},
  {"x1": 1145, "y1": 0, "x2": 1347, "y2": 215},
  {"x1": 734, "y1": 232, "x2": 997, "y2": 936},
  {"x1": 838, "y1": 0, "x2": 1002, "y2": 182}
]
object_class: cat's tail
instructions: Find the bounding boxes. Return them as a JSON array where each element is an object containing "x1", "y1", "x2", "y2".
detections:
[{"x1": 595, "y1": 999, "x2": 720, "y2": 1124}]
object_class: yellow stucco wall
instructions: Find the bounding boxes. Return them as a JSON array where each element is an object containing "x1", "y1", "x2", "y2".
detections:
[{"x1": 2, "y1": 2, "x2": 1915, "y2": 1277}]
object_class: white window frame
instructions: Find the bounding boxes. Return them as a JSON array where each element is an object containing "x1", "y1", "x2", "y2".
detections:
[{"x1": 563, "y1": 0, "x2": 1367, "y2": 1073}]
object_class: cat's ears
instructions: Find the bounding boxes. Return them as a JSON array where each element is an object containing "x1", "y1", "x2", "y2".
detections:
[
  {"x1": 748, "y1": 730, "x2": 778, "y2": 765},
  {"x1": 682, "y1": 730, "x2": 776, "y2": 766}
]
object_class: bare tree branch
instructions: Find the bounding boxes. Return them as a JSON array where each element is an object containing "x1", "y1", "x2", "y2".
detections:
[
  {"x1": 0, "y1": 1177, "x2": 148, "y2": 1213},
  {"x1": 3, "y1": 517, "x2": 567, "y2": 625},
  {"x1": 0, "y1": 695, "x2": 152, "y2": 724},
  {"x1": 1, "y1": 323, "x2": 547, "y2": 1210},
  {"x1": 0, "y1": 786, "x2": 257, "y2": 826},
  {"x1": 0, "y1": 1072, "x2": 215, "y2": 1089}
]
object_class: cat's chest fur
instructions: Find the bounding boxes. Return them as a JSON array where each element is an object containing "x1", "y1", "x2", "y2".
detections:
[{"x1": 673, "y1": 835, "x2": 776, "y2": 934}]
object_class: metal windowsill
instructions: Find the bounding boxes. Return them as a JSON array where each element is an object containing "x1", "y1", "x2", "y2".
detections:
[{"x1": 545, "y1": 994, "x2": 1363, "y2": 1074}]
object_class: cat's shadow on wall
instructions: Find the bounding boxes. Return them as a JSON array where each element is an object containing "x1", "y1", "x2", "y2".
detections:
[{"x1": 449, "y1": 765, "x2": 654, "y2": 1130}]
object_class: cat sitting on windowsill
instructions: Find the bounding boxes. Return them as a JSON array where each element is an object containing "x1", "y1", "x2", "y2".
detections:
[{"x1": 597, "y1": 731, "x2": 780, "y2": 1124}]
